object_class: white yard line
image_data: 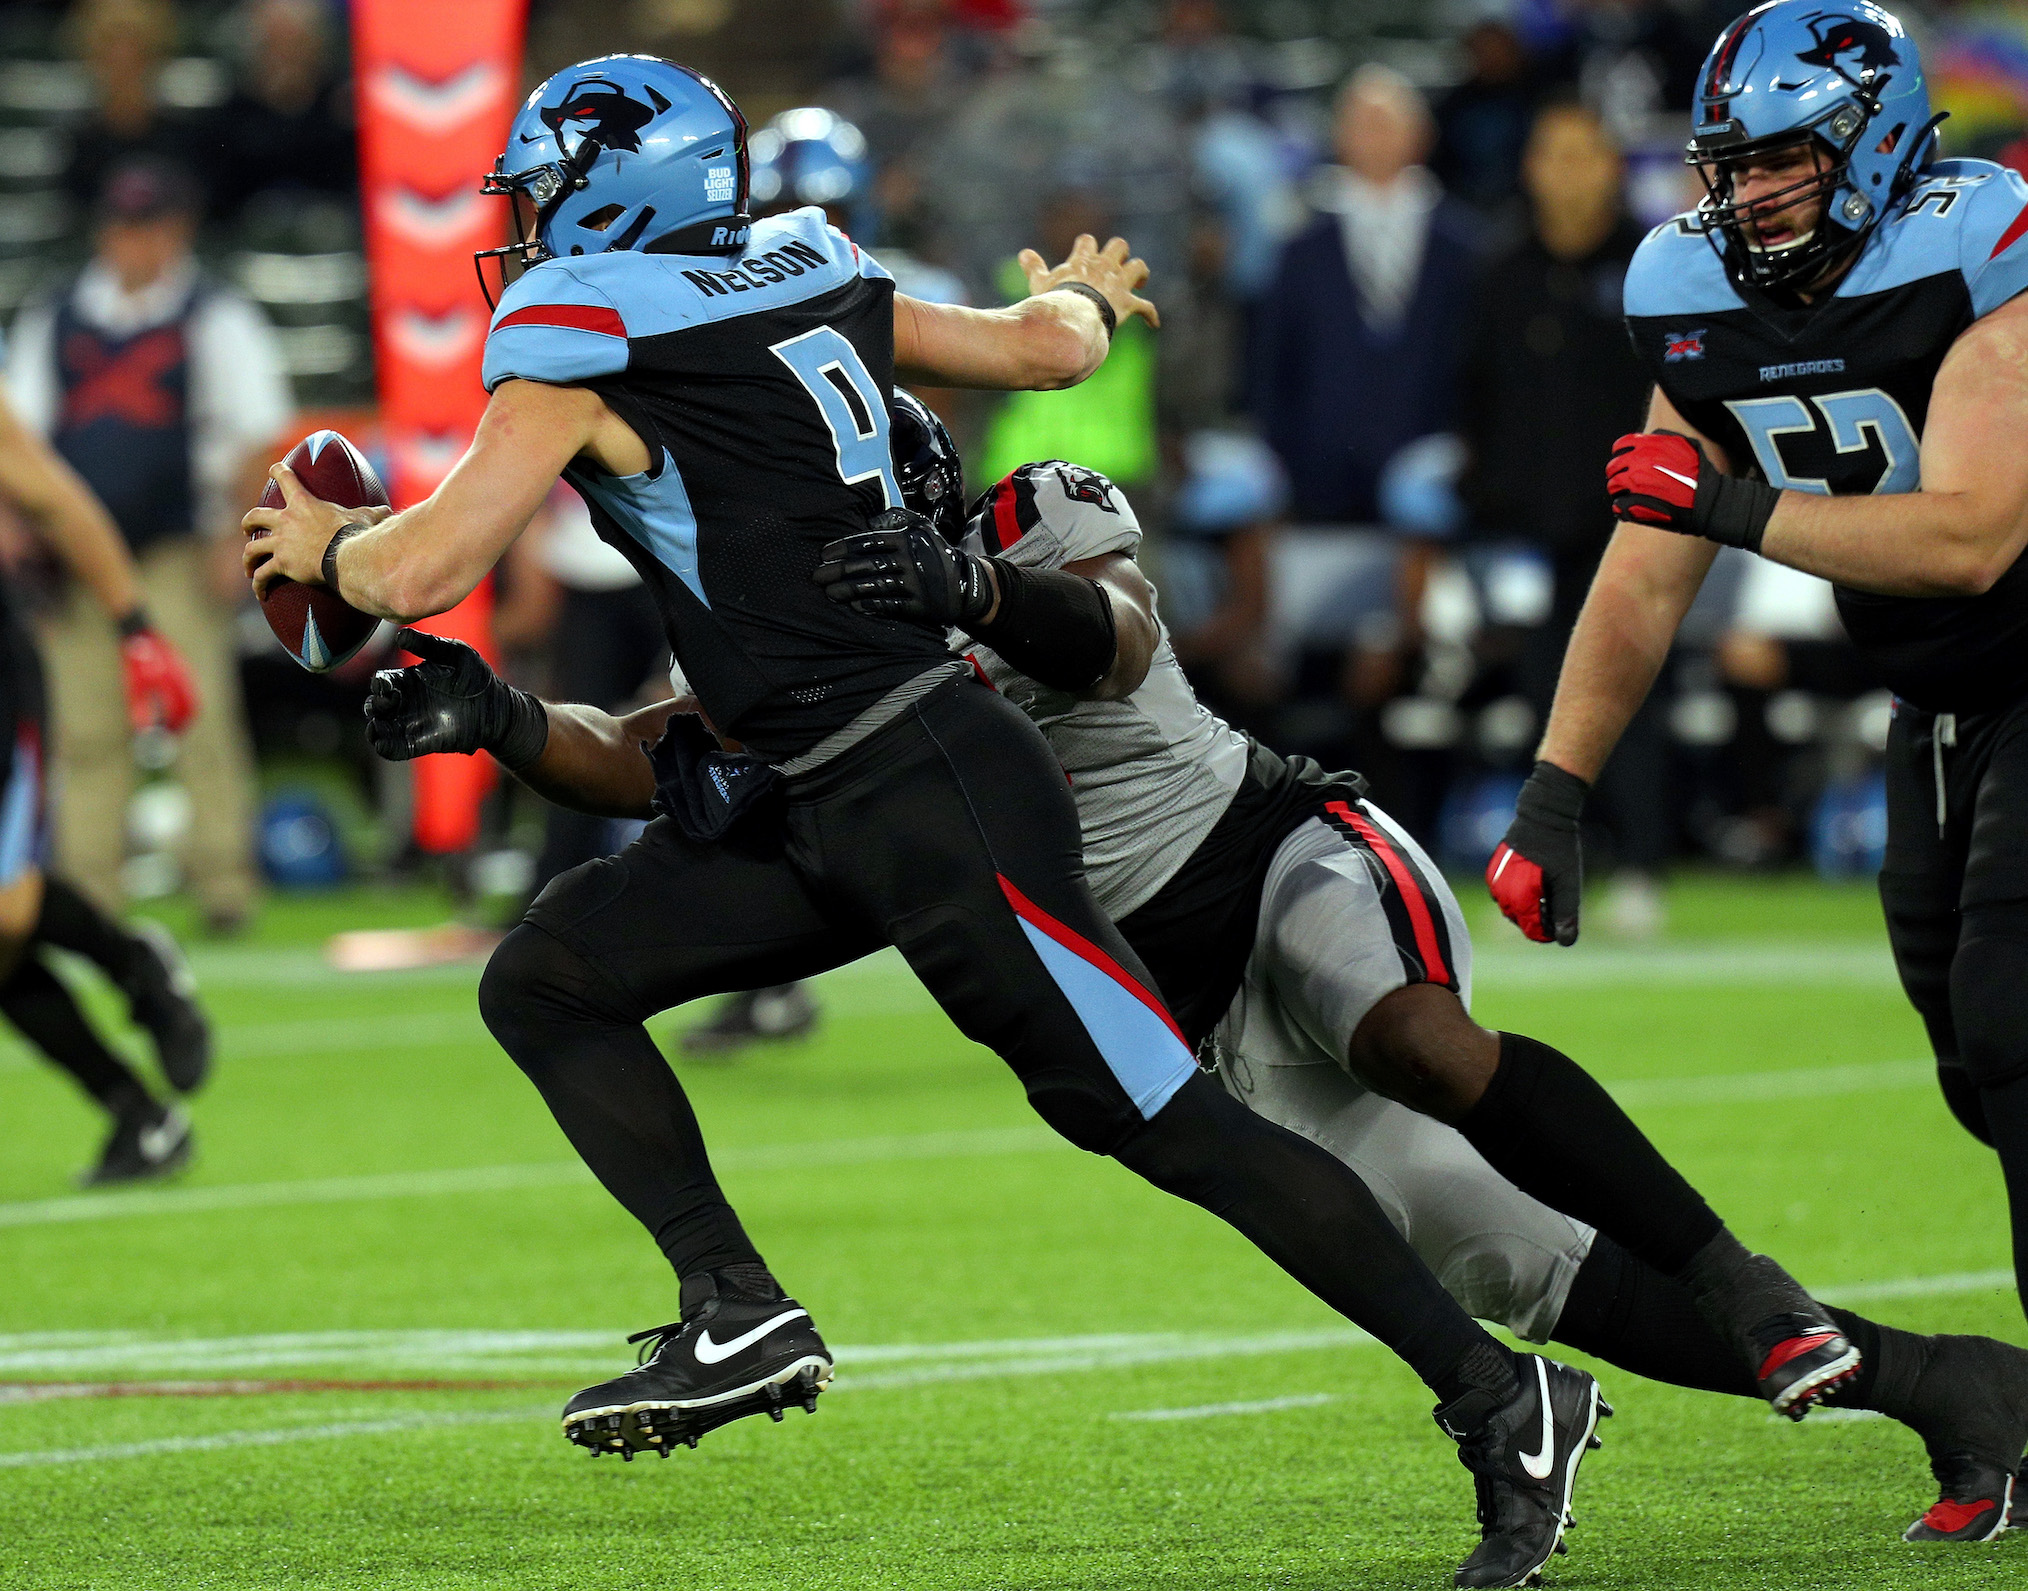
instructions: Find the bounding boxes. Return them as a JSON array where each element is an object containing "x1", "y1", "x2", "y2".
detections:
[
  {"x1": 0, "y1": 1261, "x2": 2013, "y2": 1467},
  {"x1": 0, "y1": 1408, "x2": 537, "y2": 1468},
  {"x1": 0, "y1": 1126, "x2": 1063, "y2": 1231},
  {"x1": 1110, "y1": 1392, "x2": 1340, "y2": 1422}
]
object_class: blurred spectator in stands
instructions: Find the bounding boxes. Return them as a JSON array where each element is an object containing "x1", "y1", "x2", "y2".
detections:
[
  {"x1": 208, "y1": 0, "x2": 355, "y2": 225},
  {"x1": 1432, "y1": 17, "x2": 1538, "y2": 218},
  {"x1": 61, "y1": 0, "x2": 219, "y2": 222},
  {"x1": 978, "y1": 187, "x2": 1158, "y2": 490},
  {"x1": 1254, "y1": 66, "x2": 1477, "y2": 533},
  {"x1": 1251, "y1": 65, "x2": 1478, "y2": 708},
  {"x1": 1455, "y1": 97, "x2": 1667, "y2": 933},
  {"x1": 11, "y1": 160, "x2": 291, "y2": 933},
  {"x1": 824, "y1": 0, "x2": 957, "y2": 254}
]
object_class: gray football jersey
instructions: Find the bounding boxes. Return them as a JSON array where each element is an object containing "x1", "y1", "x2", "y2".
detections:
[{"x1": 959, "y1": 461, "x2": 1250, "y2": 916}]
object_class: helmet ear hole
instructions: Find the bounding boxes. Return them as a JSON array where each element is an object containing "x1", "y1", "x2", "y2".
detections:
[{"x1": 580, "y1": 203, "x2": 626, "y2": 232}]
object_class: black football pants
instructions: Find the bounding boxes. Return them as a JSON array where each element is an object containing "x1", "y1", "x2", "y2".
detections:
[
  {"x1": 480, "y1": 675, "x2": 1503, "y2": 1395},
  {"x1": 1879, "y1": 697, "x2": 2028, "y2": 1321}
]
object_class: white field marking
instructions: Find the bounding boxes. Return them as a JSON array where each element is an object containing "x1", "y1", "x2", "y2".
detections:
[
  {"x1": 0, "y1": 1125, "x2": 1063, "y2": 1231},
  {"x1": 0, "y1": 1326, "x2": 1375, "y2": 1380},
  {"x1": 1816, "y1": 1268, "x2": 2016, "y2": 1304},
  {"x1": 0, "y1": 1407, "x2": 539, "y2": 1468},
  {"x1": 1768, "y1": 1408, "x2": 1886, "y2": 1423},
  {"x1": 1110, "y1": 1392, "x2": 1340, "y2": 1422}
]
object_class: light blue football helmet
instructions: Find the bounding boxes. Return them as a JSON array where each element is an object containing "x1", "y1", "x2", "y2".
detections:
[
  {"x1": 478, "y1": 54, "x2": 752, "y2": 300},
  {"x1": 1688, "y1": 1, "x2": 1939, "y2": 291},
  {"x1": 747, "y1": 107, "x2": 872, "y2": 232}
]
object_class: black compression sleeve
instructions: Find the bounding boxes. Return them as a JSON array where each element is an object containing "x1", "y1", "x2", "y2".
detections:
[{"x1": 966, "y1": 559, "x2": 1117, "y2": 692}]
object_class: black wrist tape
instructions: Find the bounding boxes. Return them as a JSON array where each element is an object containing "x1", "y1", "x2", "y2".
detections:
[
  {"x1": 1698, "y1": 472, "x2": 1780, "y2": 554},
  {"x1": 116, "y1": 607, "x2": 152, "y2": 639},
  {"x1": 1518, "y1": 759, "x2": 1589, "y2": 825},
  {"x1": 968, "y1": 558, "x2": 1117, "y2": 692},
  {"x1": 491, "y1": 685, "x2": 550, "y2": 771},
  {"x1": 1048, "y1": 282, "x2": 1116, "y2": 341}
]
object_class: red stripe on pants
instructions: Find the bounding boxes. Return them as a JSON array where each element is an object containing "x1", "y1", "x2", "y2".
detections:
[{"x1": 1326, "y1": 800, "x2": 1453, "y2": 988}]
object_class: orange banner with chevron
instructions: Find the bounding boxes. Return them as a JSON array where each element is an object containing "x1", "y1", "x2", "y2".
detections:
[{"x1": 351, "y1": 0, "x2": 527, "y2": 855}]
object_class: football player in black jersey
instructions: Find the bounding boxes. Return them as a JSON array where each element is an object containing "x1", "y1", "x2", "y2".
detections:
[
  {"x1": 245, "y1": 55, "x2": 1639, "y2": 1587},
  {"x1": 1485, "y1": 0, "x2": 2028, "y2": 1539}
]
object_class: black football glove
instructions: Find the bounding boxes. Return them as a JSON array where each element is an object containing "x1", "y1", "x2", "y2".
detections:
[
  {"x1": 812, "y1": 507, "x2": 996, "y2": 628},
  {"x1": 1485, "y1": 761, "x2": 1589, "y2": 946},
  {"x1": 364, "y1": 628, "x2": 548, "y2": 769}
]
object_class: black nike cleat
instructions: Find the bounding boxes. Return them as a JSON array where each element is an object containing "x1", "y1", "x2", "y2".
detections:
[
  {"x1": 1749, "y1": 1311, "x2": 1860, "y2": 1419},
  {"x1": 679, "y1": 984, "x2": 818, "y2": 1058},
  {"x1": 80, "y1": 1099, "x2": 192, "y2": 1187},
  {"x1": 563, "y1": 1270, "x2": 832, "y2": 1458},
  {"x1": 1435, "y1": 1354, "x2": 1610, "y2": 1589},
  {"x1": 125, "y1": 921, "x2": 212, "y2": 1095},
  {"x1": 1904, "y1": 1457, "x2": 2016, "y2": 1543},
  {"x1": 1895, "y1": 1335, "x2": 2028, "y2": 1543}
]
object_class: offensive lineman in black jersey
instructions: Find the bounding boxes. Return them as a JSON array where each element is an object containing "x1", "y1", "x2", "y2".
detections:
[{"x1": 1483, "y1": 0, "x2": 2028, "y2": 1539}]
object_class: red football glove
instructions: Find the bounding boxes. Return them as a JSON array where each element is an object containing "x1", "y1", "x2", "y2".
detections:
[
  {"x1": 1486, "y1": 761, "x2": 1589, "y2": 946},
  {"x1": 1606, "y1": 430, "x2": 1779, "y2": 553},
  {"x1": 120, "y1": 624, "x2": 198, "y2": 734}
]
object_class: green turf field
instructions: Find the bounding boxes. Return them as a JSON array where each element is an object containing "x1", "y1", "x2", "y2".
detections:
[{"x1": 0, "y1": 874, "x2": 2021, "y2": 1589}]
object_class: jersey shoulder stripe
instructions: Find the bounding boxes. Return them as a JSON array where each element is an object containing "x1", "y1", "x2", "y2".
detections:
[
  {"x1": 969, "y1": 462, "x2": 1142, "y2": 568},
  {"x1": 495, "y1": 302, "x2": 626, "y2": 338},
  {"x1": 481, "y1": 207, "x2": 890, "y2": 392}
]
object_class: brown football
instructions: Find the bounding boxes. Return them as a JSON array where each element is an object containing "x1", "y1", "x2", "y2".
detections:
[{"x1": 253, "y1": 430, "x2": 387, "y2": 672}]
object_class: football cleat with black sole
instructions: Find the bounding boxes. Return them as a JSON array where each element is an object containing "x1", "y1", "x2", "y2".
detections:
[
  {"x1": 563, "y1": 1273, "x2": 832, "y2": 1458},
  {"x1": 1750, "y1": 1311, "x2": 1860, "y2": 1419},
  {"x1": 80, "y1": 1100, "x2": 192, "y2": 1187},
  {"x1": 1896, "y1": 1335, "x2": 2028, "y2": 1543},
  {"x1": 1905, "y1": 1456, "x2": 2016, "y2": 1543},
  {"x1": 126, "y1": 921, "x2": 212, "y2": 1095},
  {"x1": 1435, "y1": 1354, "x2": 1610, "y2": 1589}
]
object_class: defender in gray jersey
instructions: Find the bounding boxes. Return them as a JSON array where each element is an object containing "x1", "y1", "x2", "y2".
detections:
[{"x1": 954, "y1": 455, "x2": 1586, "y2": 1337}]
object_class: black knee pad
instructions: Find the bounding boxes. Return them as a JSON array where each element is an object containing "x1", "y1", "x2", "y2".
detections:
[
  {"x1": 1950, "y1": 899, "x2": 2028, "y2": 1090},
  {"x1": 478, "y1": 923, "x2": 637, "y2": 1063},
  {"x1": 1880, "y1": 868, "x2": 1961, "y2": 1065}
]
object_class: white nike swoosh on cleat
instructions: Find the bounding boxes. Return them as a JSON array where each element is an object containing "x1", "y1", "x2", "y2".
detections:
[
  {"x1": 138, "y1": 1112, "x2": 186, "y2": 1165},
  {"x1": 694, "y1": 1308, "x2": 810, "y2": 1365},
  {"x1": 1517, "y1": 1357, "x2": 1556, "y2": 1481},
  {"x1": 1656, "y1": 466, "x2": 1698, "y2": 490}
]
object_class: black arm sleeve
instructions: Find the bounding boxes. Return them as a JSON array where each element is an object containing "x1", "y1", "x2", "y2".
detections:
[{"x1": 966, "y1": 558, "x2": 1118, "y2": 693}]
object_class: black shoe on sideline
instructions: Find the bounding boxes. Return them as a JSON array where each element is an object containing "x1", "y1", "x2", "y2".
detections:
[
  {"x1": 679, "y1": 984, "x2": 818, "y2": 1058},
  {"x1": 125, "y1": 921, "x2": 212, "y2": 1095},
  {"x1": 1898, "y1": 1335, "x2": 2028, "y2": 1543},
  {"x1": 1435, "y1": 1354, "x2": 1609, "y2": 1589},
  {"x1": 563, "y1": 1271, "x2": 832, "y2": 1457},
  {"x1": 80, "y1": 1099, "x2": 192, "y2": 1187}
]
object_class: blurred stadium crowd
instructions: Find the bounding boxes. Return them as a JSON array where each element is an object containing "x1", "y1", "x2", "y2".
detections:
[{"x1": 4, "y1": 0, "x2": 2028, "y2": 936}]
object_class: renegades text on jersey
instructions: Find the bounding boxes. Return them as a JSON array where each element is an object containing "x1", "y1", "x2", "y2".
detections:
[
  {"x1": 1625, "y1": 158, "x2": 2028, "y2": 712},
  {"x1": 481, "y1": 206, "x2": 951, "y2": 759}
]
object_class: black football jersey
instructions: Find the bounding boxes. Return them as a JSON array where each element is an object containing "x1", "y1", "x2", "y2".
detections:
[
  {"x1": 482, "y1": 207, "x2": 951, "y2": 759},
  {"x1": 1625, "y1": 158, "x2": 2028, "y2": 712}
]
